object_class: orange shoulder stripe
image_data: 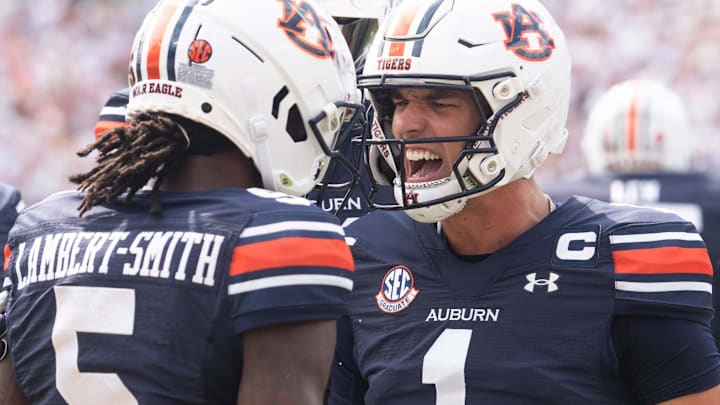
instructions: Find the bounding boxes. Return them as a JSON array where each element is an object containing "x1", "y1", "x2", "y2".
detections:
[
  {"x1": 613, "y1": 246, "x2": 712, "y2": 275},
  {"x1": 94, "y1": 121, "x2": 130, "y2": 139},
  {"x1": 230, "y1": 237, "x2": 353, "y2": 276},
  {"x1": 3, "y1": 245, "x2": 10, "y2": 271}
]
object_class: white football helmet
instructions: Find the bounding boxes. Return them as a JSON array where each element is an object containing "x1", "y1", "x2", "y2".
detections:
[
  {"x1": 320, "y1": 0, "x2": 399, "y2": 72},
  {"x1": 127, "y1": 0, "x2": 361, "y2": 196},
  {"x1": 582, "y1": 79, "x2": 694, "y2": 174},
  {"x1": 359, "y1": 0, "x2": 572, "y2": 222}
]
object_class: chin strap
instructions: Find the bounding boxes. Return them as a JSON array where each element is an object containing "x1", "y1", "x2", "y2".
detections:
[{"x1": 546, "y1": 193, "x2": 557, "y2": 213}]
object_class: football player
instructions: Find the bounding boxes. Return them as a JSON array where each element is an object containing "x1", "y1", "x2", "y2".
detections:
[
  {"x1": 0, "y1": 185, "x2": 22, "y2": 402},
  {"x1": 541, "y1": 78, "x2": 720, "y2": 348},
  {"x1": 328, "y1": 0, "x2": 720, "y2": 403},
  {"x1": 0, "y1": 1, "x2": 361, "y2": 404}
]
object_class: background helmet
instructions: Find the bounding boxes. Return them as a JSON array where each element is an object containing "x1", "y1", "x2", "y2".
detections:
[
  {"x1": 359, "y1": 0, "x2": 571, "y2": 222},
  {"x1": 320, "y1": 0, "x2": 399, "y2": 72},
  {"x1": 582, "y1": 79, "x2": 694, "y2": 174},
  {"x1": 127, "y1": 0, "x2": 360, "y2": 196}
]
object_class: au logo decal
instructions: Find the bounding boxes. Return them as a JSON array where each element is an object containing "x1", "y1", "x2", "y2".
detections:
[
  {"x1": 277, "y1": 0, "x2": 335, "y2": 59},
  {"x1": 492, "y1": 4, "x2": 555, "y2": 61}
]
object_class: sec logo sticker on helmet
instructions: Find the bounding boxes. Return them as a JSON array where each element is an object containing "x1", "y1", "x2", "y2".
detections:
[{"x1": 188, "y1": 39, "x2": 213, "y2": 64}]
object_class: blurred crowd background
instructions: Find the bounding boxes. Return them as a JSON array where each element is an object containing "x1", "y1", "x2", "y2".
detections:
[{"x1": 1, "y1": 0, "x2": 719, "y2": 204}]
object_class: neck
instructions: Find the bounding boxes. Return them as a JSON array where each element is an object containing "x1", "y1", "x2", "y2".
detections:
[
  {"x1": 161, "y1": 151, "x2": 262, "y2": 192},
  {"x1": 440, "y1": 178, "x2": 552, "y2": 255}
]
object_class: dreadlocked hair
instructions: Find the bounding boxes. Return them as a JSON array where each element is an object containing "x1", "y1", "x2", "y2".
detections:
[{"x1": 69, "y1": 112, "x2": 190, "y2": 217}]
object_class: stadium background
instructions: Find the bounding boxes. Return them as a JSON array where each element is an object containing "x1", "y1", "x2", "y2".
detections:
[{"x1": 1, "y1": 0, "x2": 719, "y2": 204}]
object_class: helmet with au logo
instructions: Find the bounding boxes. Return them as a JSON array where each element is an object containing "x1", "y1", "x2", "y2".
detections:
[
  {"x1": 359, "y1": 0, "x2": 571, "y2": 222},
  {"x1": 581, "y1": 79, "x2": 694, "y2": 174},
  {"x1": 127, "y1": 0, "x2": 362, "y2": 196}
]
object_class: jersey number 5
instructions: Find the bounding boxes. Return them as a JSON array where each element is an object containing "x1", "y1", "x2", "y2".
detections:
[
  {"x1": 422, "y1": 328, "x2": 472, "y2": 405},
  {"x1": 52, "y1": 286, "x2": 138, "y2": 404}
]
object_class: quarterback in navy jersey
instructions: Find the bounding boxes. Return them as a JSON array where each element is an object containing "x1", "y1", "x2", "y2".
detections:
[
  {"x1": 0, "y1": 1, "x2": 362, "y2": 404},
  {"x1": 541, "y1": 79, "x2": 720, "y2": 347},
  {"x1": 328, "y1": 0, "x2": 720, "y2": 403}
]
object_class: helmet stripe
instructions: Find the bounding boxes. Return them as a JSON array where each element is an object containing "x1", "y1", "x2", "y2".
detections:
[
  {"x1": 134, "y1": 31, "x2": 146, "y2": 83},
  {"x1": 627, "y1": 82, "x2": 639, "y2": 153},
  {"x1": 388, "y1": 0, "x2": 425, "y2": 56},
  {"x1": 147, "y1": 3, "x2": 180, "y2": 80},
  {"x1": 167, "y1": 0, "x2": 198, "y2": 81},
  {"x1": 410, "y1": 0, "x2": 444, "y2": 57}
]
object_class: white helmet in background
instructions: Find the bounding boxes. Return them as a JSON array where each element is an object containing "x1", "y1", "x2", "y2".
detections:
[
  {"x1": 127, "y1": 0, "x2": 361, "y2": 196},
  {"x1": 359, "y1": 0, "x2": 571, "y2": 222},
  {"x1": 320, "y1": 0, "x2": 399, "y2": 72},
  {"x1": 582, "y1": 79, "x2": 693, "y2": 174}
]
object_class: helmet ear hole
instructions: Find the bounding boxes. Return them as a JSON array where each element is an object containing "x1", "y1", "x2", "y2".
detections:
[{"x1": 286, "y1": 104, "x2": 308, "y2": 143}]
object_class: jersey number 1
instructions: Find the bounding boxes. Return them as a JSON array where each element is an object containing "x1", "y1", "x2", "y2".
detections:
[
  {"x1": 52, "y1": 285, "x2": 139, "y2": 404},
  {"x1": 422, "y1": 328, "x2": 472, "y2": 405}
]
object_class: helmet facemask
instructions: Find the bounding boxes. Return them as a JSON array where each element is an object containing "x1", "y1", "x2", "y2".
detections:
[
  {"x1": 358, "y1": 71, "x2": 529, "y2": 221},
  {"x1": 310, "y1": 100, "x2": 368, "y2": 214}
]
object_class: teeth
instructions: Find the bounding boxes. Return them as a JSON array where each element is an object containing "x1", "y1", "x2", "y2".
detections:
[{"x1": 406, "y1": 149, "x2": 441, "y2": 161}]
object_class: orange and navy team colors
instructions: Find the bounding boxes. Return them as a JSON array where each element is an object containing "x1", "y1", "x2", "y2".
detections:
[
  {"x1": 329, "y1": 196, "x2": 720, "y2": 404},
  {"x1": 94, "y1": 88, "x2": 130, "y2": 139},
  {"x1": 541, "y1": 171, "x2": 720, "y2": 347},
  {"x1": 3, "y1": 188, "x2": 353, "y2": 404},
  {"x1": 0, "y1": 183, "x2": 22, "y2": 249}
]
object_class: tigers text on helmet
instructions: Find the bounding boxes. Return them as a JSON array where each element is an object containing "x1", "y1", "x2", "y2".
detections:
[
  {"x1": 582, "y1": 79, "x2": 694, "y2": 174},
  {"x1": 358, "y1": 0, "x2": 571, "y2": 223},
  {"x1": 127, "y1": 0, "x2": 362, "y2": 196}
]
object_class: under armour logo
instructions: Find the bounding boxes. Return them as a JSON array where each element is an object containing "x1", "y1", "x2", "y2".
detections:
[{"x1": 524, "y1": 272, "x2": 559, "y2": 293}]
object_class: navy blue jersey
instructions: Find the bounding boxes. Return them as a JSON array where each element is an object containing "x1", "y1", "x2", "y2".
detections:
[
  {"x1": 541, "y1": 172, "x2": 720, "y2": 345},
  {"x1": 4, "y1": 188, "x2": 353, "y2": 404},
  {"x1": 0, "y1": 183, "x2": 23, "y2": 250},
  {"x1": 330, "y1": 196, "x2": 720, "y2": 404},
  {"x1": 94, "y1": 88, "x2": 130, "y2": 138}
]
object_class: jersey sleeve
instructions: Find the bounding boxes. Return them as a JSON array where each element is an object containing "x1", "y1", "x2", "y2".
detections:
[
  {"x1": 611, "y1": 221, "x2": 714, "y2": 324},
  {"x1": 611, "y1": 316, "x2": 720, "y2": 403},
  {"x1": 226, "y1": 209, "x2": 354, "y2": 334},
  {"x1": 327, "y1": 316, "x2": 368, "y2": 405},
  {"x1": 0, "y1": 185, "x2": 22, "y2": 249}
]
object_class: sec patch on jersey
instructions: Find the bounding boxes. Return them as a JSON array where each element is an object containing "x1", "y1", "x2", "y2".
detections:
[{"x1": 376, "y1": 265, "x2": 419, "y2": 313}]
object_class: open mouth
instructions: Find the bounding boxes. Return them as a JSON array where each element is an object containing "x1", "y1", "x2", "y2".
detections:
[{"x1": 406, "y1": 149, "x2": 445, "y2": 183}]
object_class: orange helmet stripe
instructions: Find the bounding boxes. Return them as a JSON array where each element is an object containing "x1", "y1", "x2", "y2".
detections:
[
  {"x1": 146, "y1": 4, "x2": 179, "y2": 80},
  {"x1": 627, "y1": 81, "x2": 640, "y2": 153},
  {"x1": 388, "y1": 0, "x2": 426, "y2": 57}
]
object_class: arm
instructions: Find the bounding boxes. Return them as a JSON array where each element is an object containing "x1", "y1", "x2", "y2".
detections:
[
  {"x1": 613, "y1": 316, "x2": 720, "y2": 404},
  {"x1": 0, "y1": 314, "x2": 27, "y2": 405},
  {"x1": 0, "y1": 360, "x2": 27, "y2": 405},
  {"x1": 658, "y1": 385, "x2": 720, "y2": 405},
  {"x1": 237, "y1": 319, "x2": 336, "y2": 405},
  {"x1": 327, "y1": 316, "x2": 367, "y2": 405}
]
